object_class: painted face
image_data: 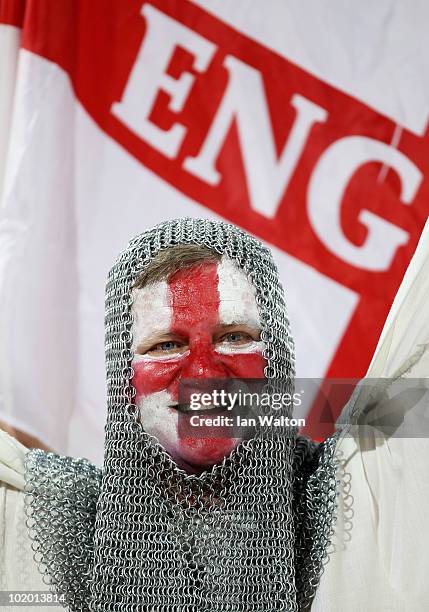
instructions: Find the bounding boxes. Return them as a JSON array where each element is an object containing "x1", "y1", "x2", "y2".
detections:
[{"x1": 130, "y1": 256, "x2": 266, "y2": 473}]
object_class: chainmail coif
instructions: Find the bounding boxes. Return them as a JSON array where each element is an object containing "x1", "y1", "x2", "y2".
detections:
[{"x1": 24, "y1": 218, "x2": 340, "y2": 612}]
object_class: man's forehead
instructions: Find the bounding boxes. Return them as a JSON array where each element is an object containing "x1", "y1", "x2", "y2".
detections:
[
  {"x1": 130, "y1": 256, "x2": 260, "y2": 341},
  {"x1": 216, "y1": 257, "x2": 260, "y2": 325},
  {"x1": 132, "y1": 256, "x2": 256, "y2": 303}
]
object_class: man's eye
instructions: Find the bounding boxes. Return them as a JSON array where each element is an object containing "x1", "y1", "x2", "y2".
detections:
[
  {"x1": 147, "y1": 341, "x2": 184, "y2": 354},
  {"x1": 219, "y1": 332, "x2": 253, "y2": 344}
]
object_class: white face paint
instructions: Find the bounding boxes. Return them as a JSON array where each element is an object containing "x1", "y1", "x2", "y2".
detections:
[
  {"x1": 137, "y1": 389, "x2": 178, "y2": 448},
  {"x1": 130, "y1": 256, "x2": 266, "y2": 473},
  {"x1": 217, "y1": 257, "x2": 261, "y2": 328},
  {"x1": 131, "y1": 280, "x2": 171, "y2": 353},
  {"x1": 215, "y1": 257, "x2": 264, "y2": 356}
]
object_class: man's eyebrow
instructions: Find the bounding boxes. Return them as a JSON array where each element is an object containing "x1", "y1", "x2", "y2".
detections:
[{"x1": 217, "y1": 322, "x2": 261, "y2": 331}]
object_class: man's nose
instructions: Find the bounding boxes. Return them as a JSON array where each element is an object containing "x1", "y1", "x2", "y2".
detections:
[{"x1": 180, "y1": 344, "x2": 229, "y2": 379}]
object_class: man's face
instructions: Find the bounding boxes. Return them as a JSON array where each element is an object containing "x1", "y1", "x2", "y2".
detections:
[{"x1": 130, "y1": 256, "x2": 266, "y2": 473}]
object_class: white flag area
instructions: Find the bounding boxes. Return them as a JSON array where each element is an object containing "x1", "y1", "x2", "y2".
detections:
[{"x1": 0, "y1": 0, "x2": 428, "y2": 464}]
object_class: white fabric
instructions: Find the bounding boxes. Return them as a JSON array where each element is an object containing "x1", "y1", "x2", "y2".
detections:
[
  {"x1": 312, "y1": 215, "x2": 429, "y2": 609},
  {"x1": 367, "y1": 217, "x2": 429, "y2": 380},
  {"x1": 312, "y1": 431, "x2": 429, "y2": 610},
  {"x1": 0, "y1": 428, "x2": 25, "y2": 490},
  {"x1": 0, "y1": 430, "x2": 63, "y2": 611}
]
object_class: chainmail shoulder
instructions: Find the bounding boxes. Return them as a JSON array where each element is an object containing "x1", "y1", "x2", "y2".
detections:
[
  {"x1": 24, "y1": 448, "x2": 101, "y2": 611},
  {"x1": 293, "y1": 431, "x2": 342, "y2": 611}
]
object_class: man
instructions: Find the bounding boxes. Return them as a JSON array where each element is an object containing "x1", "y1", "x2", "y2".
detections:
[
  {"x1": 0, "y1": 217, "x2": 428, "y2": 611},
  {"x1": 131, "y1": 243, "x2": 272, "y2": 472}
]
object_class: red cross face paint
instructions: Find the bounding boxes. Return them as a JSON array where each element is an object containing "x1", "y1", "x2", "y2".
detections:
[{"x1": 131, "y1": 256, "x2": 266, "y2": 474}]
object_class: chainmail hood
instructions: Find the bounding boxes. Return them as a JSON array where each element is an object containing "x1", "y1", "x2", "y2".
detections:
[{"x1": 24, "y1": 218, "x2": 339, "y2": 612}]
